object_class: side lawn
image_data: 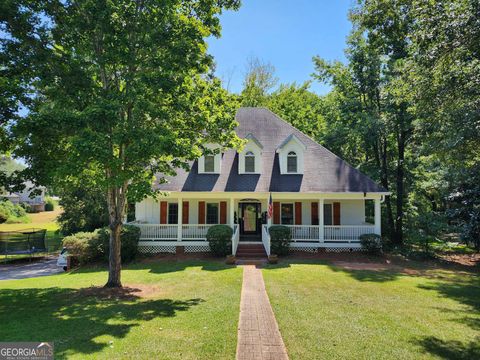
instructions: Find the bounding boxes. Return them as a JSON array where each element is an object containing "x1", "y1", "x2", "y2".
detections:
[
  {"x1": 263, "y1": 261, "x2": 480, "y2": 360},
  {"x1": 0, "y1": 260, "x2": 242, "y2": 359}
]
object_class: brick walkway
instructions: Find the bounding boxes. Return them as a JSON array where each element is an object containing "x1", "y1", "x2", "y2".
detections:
[{"x1": 236, "y1": 265, "x2": 289, "y2": 360}]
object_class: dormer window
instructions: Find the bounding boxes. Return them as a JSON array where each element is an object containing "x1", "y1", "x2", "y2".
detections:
[
  {"x1": 287, "y1": 151, "x2": 297, "y2": 173},
  {"x1": 204, "y1": 155, "x2": 215, "y2": 173},
  {"x1": 245, "y1": 151, "x2": 255, "y2": 173}
]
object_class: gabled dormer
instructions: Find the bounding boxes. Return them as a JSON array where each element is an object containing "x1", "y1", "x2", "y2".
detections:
[
  {"x1": 238, "y1": 133, "x2": 263, "y2": 174},
  {"x1": 276, "y1": 134, "x2": 306, "y2": 174},
  {"x1": 198, "y1": 144, "x2": 222, "y2": 174}
]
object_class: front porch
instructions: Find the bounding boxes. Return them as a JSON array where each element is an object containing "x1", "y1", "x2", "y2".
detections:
[{"x1": 130, "y1": 192, "x2": 384, "y2": 255}]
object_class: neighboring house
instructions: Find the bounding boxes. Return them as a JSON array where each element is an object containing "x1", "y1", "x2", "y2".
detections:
[
  {"x1": 132, "y1": 107, "x2": 389, "y2": 255},
  {"x1": 1, "y1": 181, "x2": 46, "y2": 212}
]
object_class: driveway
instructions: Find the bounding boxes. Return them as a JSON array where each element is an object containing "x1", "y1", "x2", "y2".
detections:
[{"x1": 0, "y1": 258, "x2": 63, "y2": 281}]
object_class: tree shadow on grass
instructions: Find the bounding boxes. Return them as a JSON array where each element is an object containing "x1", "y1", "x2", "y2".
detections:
[
  {"x1": 0, "y1": 287, "x2": 203, "y2": 359},
  {"x1": 417, "y1": 337, "x2": 480, "y2": 360}
]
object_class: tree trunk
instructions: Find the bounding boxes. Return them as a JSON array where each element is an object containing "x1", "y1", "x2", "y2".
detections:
[
  {"x1": 104, "y1": 182, "x2": 128, "y2": 288},
  {"x1": 394, "y1": 129, "x2": 406, "y2": 245},
  {"x1": 379, "y1": 136, "x2": 395, "y2": 240},
  {"x1": 105, "y1": 222, "x2": 122, "y2": 287}
]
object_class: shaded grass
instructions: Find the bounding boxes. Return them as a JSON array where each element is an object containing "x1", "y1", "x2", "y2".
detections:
[
  {"x1": 0, "y1": 260, "x2": 242, "y2": 359},
  {"x1": 263, "y1": 260, "x2": 480, "y2": 360}
]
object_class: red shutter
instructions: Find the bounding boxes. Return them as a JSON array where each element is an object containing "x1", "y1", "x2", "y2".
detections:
[
  {"x1": 311, "y1": 202, "x2": 319, "y2": 225},
  {"x1": 160, "y1": 201, "x2": 168, "y2": 224},
  {"x1": 219, "y1": 201, "x2": 227, "y2": 224},
  {"x1": 273, "y1": 202, "x2": 280, "y2": 224},
  {"x1": 198, "y1": 201, "x2": 205, "y2": 224},
  {"x1": 182, "y1": 201, "x2": 189, "y2": 224},
  {"x1": 295, "y1": 202, "x2": 302, "y2": 225},
  {"x1": 333, "y1": 202, "x2": 341, "y2": 225}
]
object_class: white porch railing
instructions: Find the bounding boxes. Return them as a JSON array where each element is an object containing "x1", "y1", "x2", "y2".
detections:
[
  {"x1": 324, "y1": 225, "x2": 375, "y2": 242},
  {"x1": 288, "y1": 225, "x2": 320, "y2": 242},
  {"x1": 134, "y1": 224, "x2": 178, "y2": 240},
  {"x1": 262, "y1": 225, "x2": 271, "y2": 256},
  {"x1": 182, "y1": 224, "x2": 214, "y2": 241},
  {"x1": 232, "y1": 224, "x2": 239, "y2": 255}
]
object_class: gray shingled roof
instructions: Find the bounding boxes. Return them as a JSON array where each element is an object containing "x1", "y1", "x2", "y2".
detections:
[{"x1": 155, "y1": 107, "x2": 386, "y2": 193}]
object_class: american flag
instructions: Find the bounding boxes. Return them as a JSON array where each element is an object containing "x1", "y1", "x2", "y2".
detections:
[{"x1": 267, "y1": 193, "x2": 273, "y2": 219}]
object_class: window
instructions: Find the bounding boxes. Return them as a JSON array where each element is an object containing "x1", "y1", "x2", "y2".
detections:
[
  {"x1": 168, "y1": 203, "x2": 178, "y2": 224},
  {"x1": 281, "y1": 203, "x2": 294, "y2": 225},
  {"x1": 245, "y1": 151, "x2": 255, "y2": 173},
  {"x1": 206, "y1": 203, "x2": 219, "y2": 224},
  {"x1": 324, "y1": 204, "x2": 332, "y2": 225},
  {"x1": 204, "y1": 155, "x2": 215, "y2": 172},
  {"x1": 287, "y1": 151, "x2": 297, "y2": 173}
]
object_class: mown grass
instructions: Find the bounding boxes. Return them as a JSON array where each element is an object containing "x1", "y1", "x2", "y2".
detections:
[
  {"x1": 0, "y1": 260, "x2": 242, "y2": 359},
  {"x1": 263, "y1": 261, "x2": 480, "y2": 360}
]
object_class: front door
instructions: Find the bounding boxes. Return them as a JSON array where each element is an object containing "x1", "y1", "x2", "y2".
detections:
[{"x1": 240, "y1": 203, "x2": 261, "y2": 237}]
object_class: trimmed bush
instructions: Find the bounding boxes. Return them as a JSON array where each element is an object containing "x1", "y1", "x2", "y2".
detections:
[
  {"x1": 360, "y1": 233, "x2": 383, "y2": 255},
  {"x1": 62, "y1": 225, "x2": 141, "y2": 265},
  {"x1": 98, "y1": 225, "x2": 140, "y2": 263},
  {"x1": 269, "y1": 225, "x2": 292, "y2": 255},
  {"x1": 206, "y1": 225, "x2": 233, "y2": 256},
  {"x1": 45, "y1": 197, "x2": 55, "y2": 211},
  {"x1": 62, "y1": 230, "x2": 103, "y2": 265}
]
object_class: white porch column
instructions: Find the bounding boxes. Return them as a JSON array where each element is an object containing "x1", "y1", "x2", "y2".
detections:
[
  {"x1": 177, "y1": 197, "x2": 183, "y2": 242},
  {"x1": 229, "y1": 197, "x2": 235, "y2": 226},
  {"x1": 374, "y1": 197, "x2": 381, "y2": 235},
  {"x1": 319, "y1": 198, "x2": 324, "y2": 243}
]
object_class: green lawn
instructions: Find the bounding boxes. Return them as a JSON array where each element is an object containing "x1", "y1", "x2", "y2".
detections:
[
  {"x1": 263, "y1": 261, "x2": 480, "y2": 360},
  {"x1": 0, "y1": 261, "x2": 242, "y2": 359}
]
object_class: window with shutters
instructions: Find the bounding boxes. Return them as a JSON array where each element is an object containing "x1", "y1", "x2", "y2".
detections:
[
  {"x1": 204, "y1": 155, "x2": 215, "y2": 172},
  {"x1": 168, "y1": 203, "x2": 178, "y2": 224},
  {"x1": 287, "y1": 151, "x2": 297, "y2": 173},
  {"x1": 244, "y1": 151, "x2": 255, "y2": 173},
  {"x1": 206, "y1": 203, "x2": 219, "y2": 224},
  {"x1": 281, "y1": 203, "x2": 294, "y2": 225}
]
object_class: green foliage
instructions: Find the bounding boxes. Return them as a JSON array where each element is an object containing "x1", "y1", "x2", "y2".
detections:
[
  {"x1": 269, "y1": 225, "x2": 292, "y2": 256},
  {"x1": 58, "y1": 181, "x2": 109, "y2": 236},
  {"x1": 359, "y1": 234, "x2": 383, "y2": 255},
  {"x1": 62, "y1": 225, "x2": 140, "y2": 265},
  {"x1": 206, "y1": 225, "x2": 233, "y2": 257},
  {"x1": 62, "y1": 230, "x2": 103, "y2": 265},
  {"x1": 0, "y1": 200, "x2": 29, "y2": 224},
  {"x1": 44, "y1": 197, "x2": 55, "y2": 211},
  {"x1": 98, "y1": 225, "x2": 140, "y2": 263}
]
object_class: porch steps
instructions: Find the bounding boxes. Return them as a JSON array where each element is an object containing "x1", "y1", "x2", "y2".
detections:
[{"x1": 236, "y1": 244, "x2": 267, "y2": 259}]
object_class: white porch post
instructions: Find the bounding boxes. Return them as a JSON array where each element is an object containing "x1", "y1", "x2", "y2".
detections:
[
  {"x1": 229, "y1": 197, "x2": 235, "y2": 227},
  {"x1": 177, "y1": 197, "x2": 183, "y2": 242},
  {"x1": 374, "y1": 197, "x2": 381, "y2": 235},
  {"x1": 319, "y1": 198, "x2": 324, "y2": 243}
]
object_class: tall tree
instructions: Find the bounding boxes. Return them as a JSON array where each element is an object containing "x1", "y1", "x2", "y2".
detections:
[
  {"x1": 314, "y1": 0, "x2": 415, "y2": 245},
  {"x1": 2, "y1": 0, "x2": 242, "y2": 287},
  {"x1": 240, "y1": 57, "x2": 278, "y2": 107}
]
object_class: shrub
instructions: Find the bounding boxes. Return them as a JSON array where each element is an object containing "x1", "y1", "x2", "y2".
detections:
[
  {"x1": 45, "y1": 197, "x2": 55, "y2": 211},
  {"x1": 0, "y1": 200, "x2": 29, "y2": 223},
  {"x1": 206, "y1": 225, "x2": 233, "y2": 256},
  {"x1": 269, "y1": 225, "x2": 292, "y2": 255},
  {"x1": 62, "y1": 225, "x2": 141, "y2": 265},
  {"x1": 360, "y1": 233, "x2": 383, "y2": 255},
  {"x1": 62, "y1": 230, "x2": 103, "y2": 265},
  {"x1": 98, "y1": 225, "x2": 140, "y2": 263}
]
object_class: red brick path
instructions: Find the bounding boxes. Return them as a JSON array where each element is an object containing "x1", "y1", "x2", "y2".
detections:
[{"x1": 236, "y1": 265, "x2": 289, "y2": 360}]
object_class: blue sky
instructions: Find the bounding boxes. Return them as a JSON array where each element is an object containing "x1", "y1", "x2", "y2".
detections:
[{"x1": 207, "y1": 0, "x2": 353, "y2": 95}]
